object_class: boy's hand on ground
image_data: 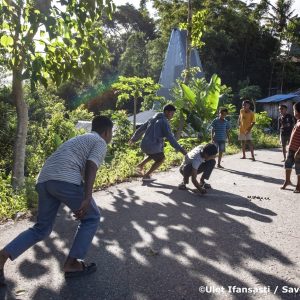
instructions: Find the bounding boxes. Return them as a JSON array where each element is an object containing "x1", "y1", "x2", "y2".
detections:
[{"x1": 74, "y1": 198, "x2": 91, "y2": 220}]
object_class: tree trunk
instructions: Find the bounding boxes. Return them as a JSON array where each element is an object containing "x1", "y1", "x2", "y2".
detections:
[
  {"x1": 12, "y1": 70, "x2": 28, "y2": 190},
  {"x1": 280, "y1": 42, "x2": 292, "y2": 93},
  {"x1": 133, "y1": 96, "x2": 137, "y2": 132},
  {"x1": 175, "y1": 0, "x2": 192, "y2": 140}
]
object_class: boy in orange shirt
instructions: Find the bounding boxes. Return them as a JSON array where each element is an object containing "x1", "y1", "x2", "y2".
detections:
[
  {"x1": 281, "y1": 102, "x2": 300, "y2": 193},
  {"x1": 238, "y1": 100, "x2": 256, "y2": 161}
]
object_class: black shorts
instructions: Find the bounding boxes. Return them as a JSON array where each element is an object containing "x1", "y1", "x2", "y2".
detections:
[{"x1": 147, "y1": 152, "x2": 165, "y2": 162}]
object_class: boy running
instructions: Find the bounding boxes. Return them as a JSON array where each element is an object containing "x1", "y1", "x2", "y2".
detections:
[
  {"x1": 0, "y1": 116, "x2": 113, "y2": 284},
  {"x1": 178, "y1": 143, "x2": 218, "y2": 193},
  {"x1": 238, "y1": 100, "x2": 256, "y2": 161},
  {"x1": 278, "y1": 104, "x2": 294, "y2": 161},
  {"x1": 129, "y1": 104, "x2": 187, "y2": 181},
  {"x1": 281, "y1": 102, "x2": 300, "y2": 193},
  {"x1": 211, "y1": 108, "x2": 230, "y2": 168}
]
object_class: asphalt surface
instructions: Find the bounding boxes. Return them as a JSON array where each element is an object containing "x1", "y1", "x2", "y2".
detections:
[{"x1": 0, "y1": 149, "x2": 299, "y2": 300}]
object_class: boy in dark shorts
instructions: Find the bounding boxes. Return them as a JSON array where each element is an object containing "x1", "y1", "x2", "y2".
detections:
[
  {"x1": 211, "y1": 108, "x2": 230, "y2": 168},
  {"x1": 278, "y1": 104, "x2": 294, "y2": 161},
  {"x1": 129, "y1": 104, "x2": 187, "y2": 181},
  {"x1": 178, "y1": 143, "x2": 218, "y2": 193},
  {"x1": 281, "y1": 102, "x2": 300, "y2": 193}
]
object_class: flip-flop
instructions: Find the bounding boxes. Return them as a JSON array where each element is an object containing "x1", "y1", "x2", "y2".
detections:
[
  {"x1": 64, "y1": 262, "x2": 97, "y2": 279},
  {"x1": 178, "y1": 184, "x2": 187, "y2": 190},
  {"x1": 0, "y1": 269, "x2": 6, "y2": 287},
  {"x1": 201, "y1": 183, "x2": 211, "y2": 189}
]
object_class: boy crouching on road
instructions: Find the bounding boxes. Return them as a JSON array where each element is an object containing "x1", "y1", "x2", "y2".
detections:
[{"x1": 178, "y1": 143, "x2": 218, "y2": 193}]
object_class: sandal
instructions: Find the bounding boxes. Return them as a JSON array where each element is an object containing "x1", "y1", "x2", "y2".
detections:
[
  {"x1": 64, "y1": 262, "x2": 97, "y2": 278},
  {"x1": 0, "y1": 269, "x2": 6, "y2": 287},
  {"x1": 201, "y1": 183, "x2": 211, "y2": 189},
  {"x1": 178, "y1": 183, "x2": 187, "y2": 190}
]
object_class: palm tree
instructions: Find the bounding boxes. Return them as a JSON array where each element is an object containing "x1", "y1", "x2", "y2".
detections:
[{"x1": 264, "y1": 0, "x2": 296, "y2": 94}]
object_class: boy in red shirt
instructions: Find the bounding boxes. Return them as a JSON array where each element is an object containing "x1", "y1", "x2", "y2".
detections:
[{"x1": 281, "y1": 102, "x2": 300, "y2": 193}]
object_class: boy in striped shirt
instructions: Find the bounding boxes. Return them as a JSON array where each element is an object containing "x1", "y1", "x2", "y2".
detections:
[
  {"x1": 0, "y1": 116, "x2": 113, "y2": 283},
  {"x1": 281, "y1": 102, "x2": 300, "y2": 193},
  {"x1": 211, "y1": 108, "x2": 231, "y2": 168}
]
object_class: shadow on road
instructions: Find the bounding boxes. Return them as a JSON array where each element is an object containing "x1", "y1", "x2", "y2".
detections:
[
  {"x1": 217, "y1": 168, "x2": 284, "y2": 185},
  {"x1": 2, "y1": 177, "x2": 296, "y2": 300}
]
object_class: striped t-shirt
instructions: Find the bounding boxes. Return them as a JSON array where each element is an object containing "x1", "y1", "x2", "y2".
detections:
[
  {"x1": 289, "y1": 120, "x2": 300, "y2": 152},
  {"x1": 37, "y1": 132, "x2": 107, "y2": 185},
  {"x1": 211, "y1": 118, "x2": 230, "y2": 141}
]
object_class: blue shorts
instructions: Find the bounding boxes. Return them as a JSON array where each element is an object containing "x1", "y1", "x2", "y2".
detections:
[
  {"x1": 214, "y1": 141, "x2": 226, "y2": 153},
  {"x1": 284, "y1": 150, "x2": 300, "y2": 175}
]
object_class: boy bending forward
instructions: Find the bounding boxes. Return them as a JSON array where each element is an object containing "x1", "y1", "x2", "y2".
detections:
[{"x1": 178, "y1": 143, "x2": 218, "y2": 193}]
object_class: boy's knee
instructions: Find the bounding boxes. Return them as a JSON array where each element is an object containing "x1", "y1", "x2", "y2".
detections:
[{"x1": 31, "y1": 223, "x2": 53, "y2": 241}]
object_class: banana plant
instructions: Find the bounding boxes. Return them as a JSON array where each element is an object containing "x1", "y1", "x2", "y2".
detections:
[{"x1": 176, "y1": 74, "x2": 221, "y2": 133}]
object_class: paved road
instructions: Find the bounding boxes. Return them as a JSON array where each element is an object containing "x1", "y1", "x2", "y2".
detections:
[{"x1": 0, "y1": 149, "x2": 299, "y2": 300}]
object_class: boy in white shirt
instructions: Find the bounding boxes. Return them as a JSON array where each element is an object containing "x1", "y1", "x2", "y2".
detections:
[{"x1": 178, "y1": 143, "x2": 217, "y2": 193}]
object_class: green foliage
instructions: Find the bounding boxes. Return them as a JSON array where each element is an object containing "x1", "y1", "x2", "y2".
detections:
[
  {"x1": 180, "y1": 10, "x2": 207, "y2": 48},
  {"x1": 118, "y1": 32, "x2": 149, "y2": 77},
  {"x1": 223, "y1": 103, "x2": 237, "y2": 114},
  {"x1": 0, "y1": 94, "x2": 15, "y2": 171},
  {"x1": 110, "y1": 110, "x2": 133, "y2": 153},
  {"x1": 0, "y1": 173, "x2": 28, "y2": 220},
  {"x1": 0, "y1": 0, "x2": 115, "y2": 87},
  {"x1": 95, "y1": 148, "x2": 141, "y2": 187},
  {"x1": 173, "y1": 69, "x2": 221, "y2": 133},
  {"x1": 112, "y1": 76, "x2": 162, "y2": 108},
  {"x1": 255, "y1": 111, "x2": 272, "y2": 129}
]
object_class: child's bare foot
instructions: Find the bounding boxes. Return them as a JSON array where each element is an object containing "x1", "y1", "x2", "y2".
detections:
[
  {"x1": 136, "y1": 166, "x2": 144, "y2": 176},
  {"x1": 280, "y1": 181, "x2": 293, "y2": 190},
  {"x1": 240, "y1": 156, "x2": 246, "y2": 159}
]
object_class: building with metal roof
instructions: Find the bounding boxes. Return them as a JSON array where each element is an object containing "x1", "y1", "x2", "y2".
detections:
[{"x1": 256, "y1": 91, "x2": 300, "y2": 119}]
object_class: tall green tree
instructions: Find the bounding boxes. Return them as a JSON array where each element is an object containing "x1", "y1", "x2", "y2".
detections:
[
  {"x1": 263, "y1": 0, "x2": 296, "y2": 93},
  {"x1": 0, "y1": 0, "x2": 114, "y2": 189},
  {"x1": 118, "y1": 32, "x2": 149, "y2": 77},
  {"x1": 112, "y1": 76, "x2": 162, "y2": 131}
]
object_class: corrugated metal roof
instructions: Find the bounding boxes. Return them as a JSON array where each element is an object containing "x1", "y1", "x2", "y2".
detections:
[
  {"x1": 127, "y1": 110, "x2": 156, "y2": 125},
  {"x1": 257, "y1": 93, "x2": 299, "y2": 103}
]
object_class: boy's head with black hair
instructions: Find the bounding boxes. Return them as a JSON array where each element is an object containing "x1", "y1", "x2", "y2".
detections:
[
  {"x1": 219, "y1": 107, "x2": 228, "y2": 119},
  {"x1": 92, "y1": 116, "x2": 113, "y2": 144},
  {"x1": 293, "y1": 102, "x2": 300, "y2": 120},
  {"x1": 201, "y1": 143, "x2": 218, "y2": 160},
  {"x1": 163, "y1": 104, "x2": 177, "y2": 120},
  {"x1": 242, "y1": 100, "x2": 251, "y2": 112},
  {"x1": 279, "y1": 104, "x2": 288, "y2": 115}
]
